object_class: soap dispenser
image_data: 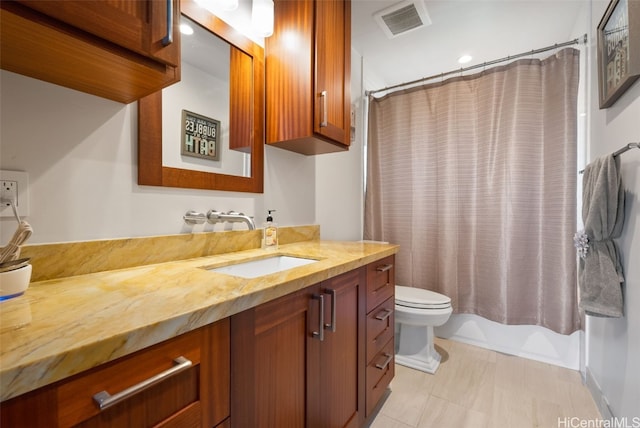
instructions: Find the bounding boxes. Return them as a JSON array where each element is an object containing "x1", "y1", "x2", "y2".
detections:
[{"x1": 262, "y1": 210, "x2": 278, "y2": 250}]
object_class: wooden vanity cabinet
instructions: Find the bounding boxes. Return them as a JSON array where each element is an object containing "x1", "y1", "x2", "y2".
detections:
[
  {"x1": 265, "y1": 0, "x2": 351, "y2": 155},
  {"x1": 230, "y1": 268, "x2": 366, "y2": 428},
  {"x1": 0, "y1": 319, "x2": 230, "y2": 428},
  {"x1": 0, "y1": 0, "x2": 180, "y2": 104},
  {"x1": 365, "y1": 256, "x2": 396, "y2": 418}
]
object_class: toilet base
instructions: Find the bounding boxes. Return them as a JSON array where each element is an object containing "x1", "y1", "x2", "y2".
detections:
[
  {"x1": 395, "y1": 323, "x2": 442, "y2": 374},
  {"x1": 395, "y1": 351, "x2": 441, "y2": 374}
]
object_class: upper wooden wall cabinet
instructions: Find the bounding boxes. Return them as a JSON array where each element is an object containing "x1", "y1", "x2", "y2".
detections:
[
  {"x1": 266, "y1": 0, "x2": 351, "y2": 155},
  {"x1": 0, "y1": 0, "x2": 180, "y2": 104}
]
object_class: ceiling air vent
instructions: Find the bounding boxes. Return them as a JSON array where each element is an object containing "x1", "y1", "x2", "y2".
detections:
[{"x1": 373, "y1": 0, "x2": 432, "y2": 39}]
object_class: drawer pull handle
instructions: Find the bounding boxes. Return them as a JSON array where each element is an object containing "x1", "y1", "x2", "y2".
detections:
[
  {"x1": 312, "y1": 294, "x2": 325, "y2": 341},
  {"x1": 324, "y1": 288, "x2": 337, "y2": 332},
  {"x1": 161, "y1": 0, "x2": 174, "y2": 46},
  {"x1": 376, "y1": 264, "x2": 393, "y2": 273},
  {"x1": 375, "y1": 308, "x2": 393, "y2": 321},
  {"x1": 375, "y1": 353, "x2": 393, "y2": 370},
  {"x1": 93, "y1": 356, "x2": 192, "y2": 410},
  {"x1": 320, "y1": 91, "x2": 328, "y2": 127}
]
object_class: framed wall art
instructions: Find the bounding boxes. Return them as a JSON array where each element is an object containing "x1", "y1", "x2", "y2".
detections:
[
  {"x1": 597, "y1": 0, "x2": 640, "y2": 109},
  {"x1": 181, "y1": 109, "x2": 221, "y2": 161}
]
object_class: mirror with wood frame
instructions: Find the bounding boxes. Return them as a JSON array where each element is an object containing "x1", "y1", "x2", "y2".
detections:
[{"x1": 138, "y1": 0, "x2": 264, "y2": 193}]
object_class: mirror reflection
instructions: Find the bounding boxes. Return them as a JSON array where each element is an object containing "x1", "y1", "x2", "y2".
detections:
[
  {"x1": 137, "y1": 0, "x2": 264, "y2": 193},
  {"x1": 162, "y1": 15, "x2": 250, "y2": 178}
]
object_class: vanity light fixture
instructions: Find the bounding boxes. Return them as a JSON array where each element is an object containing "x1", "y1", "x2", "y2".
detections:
[
  {"x1": 458, "y1": 54, "x2": 473, "y2": 64},
  {"x1": 252, "y1": 0, "x2": 274, "y2": 37},
  {"x1": 220, "y1": 0, "x2": 239, "y2": 11},
  {"x1": 195, "y1": 0, "x2": 239, "y2": 13}
]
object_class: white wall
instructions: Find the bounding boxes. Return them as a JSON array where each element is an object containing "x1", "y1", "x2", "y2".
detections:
[
  {"x1": 315, "y1": 49, "x2": 365, "y2": 241},
  {"x1": 0, "y1": 70, "x2": 317, "y2": 244},
  {"x1": 585, "y1": 0, "x2": 640, "y2": 419}
]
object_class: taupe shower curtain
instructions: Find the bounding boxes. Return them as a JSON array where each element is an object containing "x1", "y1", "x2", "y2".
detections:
[{"x1": 364, "y1": 48, "x2": 581, "y2": 334}]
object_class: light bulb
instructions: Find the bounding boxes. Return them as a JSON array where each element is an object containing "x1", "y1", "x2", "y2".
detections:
[
  {"x1": 219, "y1": 0, "x2": 239, "y2": 11},
  {"x1": 252, "y1": 0, "x2": 274, "y2": 37},
  {"x1": 195, "y1": 0, "x2": 238, "y2": 13},
  {"x1": 180, "y1": 23, "x2": 194, "y2": 35}
]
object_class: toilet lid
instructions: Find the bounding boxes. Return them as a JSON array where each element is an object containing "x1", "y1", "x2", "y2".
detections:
[{"x1": 395, "y1": 285, "x2": 451, "y2": 309}]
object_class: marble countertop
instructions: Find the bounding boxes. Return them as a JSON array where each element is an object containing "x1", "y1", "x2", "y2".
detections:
[{"x1": 0, "y1": 240, "x2": 398, "y2": 402}]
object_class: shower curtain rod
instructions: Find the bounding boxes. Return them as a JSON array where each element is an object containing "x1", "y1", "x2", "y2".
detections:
[{"x1": 366, "y1": 33, "x2": 587, "y2": 97}]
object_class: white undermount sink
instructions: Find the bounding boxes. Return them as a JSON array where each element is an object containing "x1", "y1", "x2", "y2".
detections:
[{"x1": 207, "y1": 255, "x2": 318, "y2": 278}]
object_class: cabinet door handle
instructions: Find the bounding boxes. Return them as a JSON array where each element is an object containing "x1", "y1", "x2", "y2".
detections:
[
  {"x1": 320, "y1": 91, "x2": 328, "y2": 127},
  {"x1": 92, "y1": 356, "x2": 192, "y2": 410},
  {"x1": 375, "y1": 308, "x2": 393, "y2": 321},
  {"x1": 312, "y1": 294, "x2": 325, "y2": 341},
  {"x1": 376, "y1": 264, "x2": 393, "y2": 272},
  {"x1": 161, "y1": 0, "x2": 174, "y2": 46},
  {"x1": 324, "y1": 288, "x2": 337, "y2": 332},
  {"x1": 375, "y1": 353, "x2": 393, "y2": 370}
]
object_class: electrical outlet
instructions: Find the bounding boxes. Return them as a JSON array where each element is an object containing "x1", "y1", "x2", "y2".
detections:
[
  {"x1": 1, "y1": 180, "x2": 18, "y2": 205},
  {"x1": 0, "y1": 170, "x2": 29, "y2": 219}
]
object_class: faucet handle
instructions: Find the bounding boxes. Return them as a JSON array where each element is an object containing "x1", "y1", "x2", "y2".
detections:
[
  {"x1": 206, "y1": 210, "x2": 223, "y2": 223},
  {"x1": 184, "y1": 211, "x2": 206, "y2": 225}
]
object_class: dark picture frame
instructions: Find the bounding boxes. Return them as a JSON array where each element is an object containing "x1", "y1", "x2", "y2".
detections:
[
  {"x1": 181, "y1": 109, "x2": 221, "y2": 161},
  {"x1": 597, "y1": 0, "x2": 640, "y2": 109}
]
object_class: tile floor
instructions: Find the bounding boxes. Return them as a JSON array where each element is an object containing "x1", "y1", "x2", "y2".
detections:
[{"x1": 370, "y1": 338, "x2": 601, "y2": 428}]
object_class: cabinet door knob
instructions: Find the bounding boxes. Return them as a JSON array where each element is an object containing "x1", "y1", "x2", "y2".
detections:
[
  {"x1": 312, "y1": 294, "x2": 325, "y2": 341},
  {"x1": 92, "y1": 356, "x2": 192, "y2": 410},
  {"x1": 324, "y1": 288, "x2": 337, "y2": 332}
]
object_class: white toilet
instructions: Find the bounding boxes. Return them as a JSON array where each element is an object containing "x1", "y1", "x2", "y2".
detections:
[{"x1": 394, "y1": 285, "x2": 452, "y2": 374}]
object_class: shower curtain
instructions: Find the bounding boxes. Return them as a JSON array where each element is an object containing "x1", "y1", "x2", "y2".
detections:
[{"x1": 364, "y1": 48, "x2": 581, "y2": 335}]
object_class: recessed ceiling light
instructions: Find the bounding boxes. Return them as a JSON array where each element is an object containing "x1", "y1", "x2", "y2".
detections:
[
  {"x1": 180, "y1": 23, "x2": 194, "y2": 35},
  {"x1": 458, "y1": 55, "x2": 473, "y2": 64}
]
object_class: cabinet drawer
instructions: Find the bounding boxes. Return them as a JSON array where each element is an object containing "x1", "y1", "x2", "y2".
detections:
[
  {"x1": 57, "y1": 329, "x2": 202, "y2": 427},
  {"x1": 366, "y1": 255, "x2": 395, "y2": 313},
  {"x1": 366, "y1": 297, "x2": 394, "y2": 363},
  {"x1": 366, "y1": 338, "x2": 394, "y2": 417}
]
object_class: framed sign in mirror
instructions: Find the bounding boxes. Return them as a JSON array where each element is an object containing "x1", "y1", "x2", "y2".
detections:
[
  {"x1": 597, "y1": 0, "x2": 640, "y2": 109},
  {"x1": 181, "y1": 110, "x2": 221, "y2": 162},
  {"x1": 138, "y1": 0, "x2": 264, "y2": 193}
]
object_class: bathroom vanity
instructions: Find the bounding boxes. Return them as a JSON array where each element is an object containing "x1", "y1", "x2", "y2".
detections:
[{"x1": 0, "y1": 236, "x2": 397, "y2": 427}]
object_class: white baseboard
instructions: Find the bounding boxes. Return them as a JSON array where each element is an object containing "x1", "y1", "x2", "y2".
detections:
[
  {"x1": 434, "y1": 314, "x2": 582, "y2": 370},
  {"x1": 585, "y1": 367, "x2": 614, "y2": 420}
]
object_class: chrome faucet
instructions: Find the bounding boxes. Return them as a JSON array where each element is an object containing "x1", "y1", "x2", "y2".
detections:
[{"x1": 206, "y1": 210, "x2": 256, "y2": 230}]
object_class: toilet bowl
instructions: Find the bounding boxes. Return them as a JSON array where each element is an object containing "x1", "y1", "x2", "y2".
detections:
[{"x1": 394, "y1": 285, "x2": 452, "y2": 374}]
